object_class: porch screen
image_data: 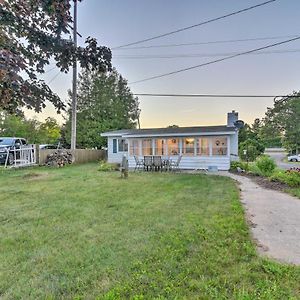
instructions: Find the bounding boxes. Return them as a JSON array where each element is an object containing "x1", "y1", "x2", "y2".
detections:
[
  {"x1": 196, "y1": 138, "x2": 209, "y2": 156},
  {"x1": 130, "y1": 140, "x2": 139, "y2": 155},
  {"x1": 118, "y1": 139, "x2": 128, "y2": 152},
  {"x1": 155, "y1": 139, "x2": 165, "y2": 155},
  {"x1": 142, "y1": 139, "x2": 153, "y2": 156},
  {"x1": 183, "y1": 138, "x2": 195, "y2": 156},
  {"x1": 212, "y1": 137, "x2": 227, "y2": 156},
  {"x1": 167, "y1": 138, "x2": 179, "y2": 155}
]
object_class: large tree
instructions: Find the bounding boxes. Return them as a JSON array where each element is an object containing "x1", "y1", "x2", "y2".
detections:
[
  {"x1": 0, "y1": 110, "x2": 61, "y2": 144},
  {"x1": 263, "y1": 93, "x2": 300, "y2": 153},
  {"x1": 0, "y1": 0, "x2": 111, "y2": 113},
  {"x1": 63, "y1": 68, "x2": 140, "y2": 149}
]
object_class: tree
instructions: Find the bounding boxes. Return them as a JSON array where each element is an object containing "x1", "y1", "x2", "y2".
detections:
[
  {"x1": 63, "y1": 68, "x2": 140, "y2": 148},
  {"x1": 0, "y1": 0, "x2": 111, "y2": 113},
  {"x1": 263, "y1": 93, "x2": 300, "y2": 153},
  {"x1": 39, "y1": 117, "x2": 61, "y2": 144},
  {"x1": 239, "y1": 139, "x2": 265, "y2": 162},
  {"x1": 0, "y1": 110, "x2": 61, "y2": 144}
]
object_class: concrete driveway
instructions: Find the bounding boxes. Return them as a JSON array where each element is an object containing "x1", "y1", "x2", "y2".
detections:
[
  {"x1": 224, "y1": 172, "x2": 300, "y2": 265},
  {"x1": 265, "y1": 150, "x2": 300, "y2": 170}
]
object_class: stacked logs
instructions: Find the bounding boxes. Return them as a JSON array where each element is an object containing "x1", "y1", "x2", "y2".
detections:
[{"x1": 45, "y1": 150, "x2": 73, "y2": 167}]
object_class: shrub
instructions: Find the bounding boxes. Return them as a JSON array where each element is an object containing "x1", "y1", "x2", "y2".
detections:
[
  {"x1": 254, "y1": 155, "x2": 276, "y2": 177},
  {"x1": 230, "y1": 161, "x2": 249, "y2": 172},
  {"x1": 239, "y1": 139, "x2": 265, "y2": 162},
  {"x1": 270, "y1": 170, "x2": 300, "y2": 187},
  {"x1": 98, "y1": 160, "x2": 119, "y2": 171}
]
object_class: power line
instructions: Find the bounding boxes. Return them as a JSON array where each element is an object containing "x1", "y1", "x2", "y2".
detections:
[
  {"x1": 113, "y1": 0, "x2": 276, "y2": 49},
  {"x1": 129, "y1": 36, "x2": 300, "y2": 84},
  {"x1": 132, "y1": 93, "x2": 291, "y2": 98},
  {"x1": 47, "y1": 71, "x2": 61, "y2": 85},
  {"x1": 114, "y1": 49, "x2": 300, "y2": 59},
  {"x1": 113, "y1": 34, "x2": 297, "y2": 50}
]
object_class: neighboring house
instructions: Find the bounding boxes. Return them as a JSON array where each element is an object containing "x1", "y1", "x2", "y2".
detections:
[{"x1": 101, "y1": 111, "x2": 240, "y2": 170}]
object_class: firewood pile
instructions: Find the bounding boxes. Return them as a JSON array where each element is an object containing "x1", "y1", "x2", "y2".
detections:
[{"x1": 45, "y1": 150, "x2": 73, "y2": 167}]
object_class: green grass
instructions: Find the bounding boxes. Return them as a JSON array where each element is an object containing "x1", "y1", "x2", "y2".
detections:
[
  {"x1": 0, "y1": 164, "x2": 299, "y2": 299},
  {"x1": 289, "y1": 187, "x2": 300, "y2": 199}
]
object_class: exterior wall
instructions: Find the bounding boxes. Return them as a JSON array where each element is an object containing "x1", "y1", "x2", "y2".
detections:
[
  {"x1": 107, "y1": 137, "x2": 127, "y2": 163},
  {"x1": 128, "y1": 155, "x2": 230, "y2": 170},
  {"x1": 230, "y1": 131, "x2": 239, "y2": 161}
]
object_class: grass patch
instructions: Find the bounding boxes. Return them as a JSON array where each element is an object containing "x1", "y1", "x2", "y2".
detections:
[{"x1": 0, "y1": 163, "x2": 299, "y2": 299}]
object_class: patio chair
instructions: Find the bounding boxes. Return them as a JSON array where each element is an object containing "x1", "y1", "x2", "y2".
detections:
[
  {"x1": 134, "y1": 155, "x2": 144, "y2": 171},
  {"x1": 153, "y1": 156, "x2": 162, "y2": 171},
  {"x1": 169, "y1": 155, "x2": 182, "y2": 172},
  {"x1": 144, "y1": 155, "x2": 153, "y2": 171}
]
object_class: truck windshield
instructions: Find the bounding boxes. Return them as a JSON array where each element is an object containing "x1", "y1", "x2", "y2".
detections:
[{"x1": 0, "y1": 138, "x2": 14, "y2": 146}]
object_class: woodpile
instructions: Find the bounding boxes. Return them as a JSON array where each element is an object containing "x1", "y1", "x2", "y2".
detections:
[{"x1": 45, "y1": 150, "x2": 73, "y2": 167}]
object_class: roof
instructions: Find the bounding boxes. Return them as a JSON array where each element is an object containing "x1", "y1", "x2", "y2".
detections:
[{"x1": 101, "y1": 125, "x2": 237, "y2": 137}]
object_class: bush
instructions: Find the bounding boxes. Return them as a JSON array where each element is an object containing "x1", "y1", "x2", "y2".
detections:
[
  {"x1": 254, "y1": 155, "x2": 276, "y2": 177},
  {"x1": 270, "y1": 170, "x2": 300, "y2": 187},
  {"x1": 98, "y1": 160, "x2": 119, "y2": 171},
  {"x1": 239, "y1": 139, "x2": 265, "y2": 162},
  {"x1": 230, "y1": 161, "x2": 249, "y2": 172}
]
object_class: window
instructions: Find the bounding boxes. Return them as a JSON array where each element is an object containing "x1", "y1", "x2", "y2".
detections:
[
  {"x1": 142, "y1": 139, "x2": 152, "y2": 156},
  {"x1": 196, "y1": 138, "x2": 209, "y2": 156},
  {"x1": 118, "y1": 139, "x2": 128, "y2": 152},
  {"x1": 212, "y1": 137, "x2": 227, "y2": 156},
  {"x1": 167, "y1": 138, "x2": 179, "y2": 156},
  {"x1": 130, "y1": 140, "x2": 139, "y2": 156},
  {"x1": 112, "y1": 139, "x2": 117, "y2": 153},
  {"x1": 183, "y1": 138, "x2": 195, "y2": 156},
  {"x1": 155, "y1": 139, "x2": 165, "y2": 155}
]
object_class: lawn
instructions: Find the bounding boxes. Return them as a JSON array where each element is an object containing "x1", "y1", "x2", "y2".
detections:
[{"x1": 0, "y1": 164, "x2": 299, "y2": 299}]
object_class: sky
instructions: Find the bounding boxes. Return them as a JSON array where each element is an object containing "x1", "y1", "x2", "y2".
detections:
[{"x1": 26, "y1": 0, "x2": 300, "y2": 128}]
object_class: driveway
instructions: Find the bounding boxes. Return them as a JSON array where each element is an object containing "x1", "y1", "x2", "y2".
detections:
[
  {"x1": 265, "y1": 150, "x2": 300, "y2": 170},
  {"x1": 223, "y1": 172, "x2": 300, "y2": 265}
]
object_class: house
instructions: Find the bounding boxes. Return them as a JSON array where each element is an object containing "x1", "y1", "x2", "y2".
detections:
[{"x1": 101, "y1": 111, "x2": 240, "y2": 170}]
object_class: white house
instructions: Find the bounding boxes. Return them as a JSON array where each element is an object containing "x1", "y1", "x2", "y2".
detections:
[{"x1": 101, "y1": 111, "x2": 240, "y2": 170}]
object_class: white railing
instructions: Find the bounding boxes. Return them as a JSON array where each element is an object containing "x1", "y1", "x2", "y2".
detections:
[{"x1": 4, "y1": 145, "x2": 36, "y2": 168}]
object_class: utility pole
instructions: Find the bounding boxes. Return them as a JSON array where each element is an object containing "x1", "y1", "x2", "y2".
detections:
[{"x1": 71, "y1": 0, "x2": 77, "y2": 155}]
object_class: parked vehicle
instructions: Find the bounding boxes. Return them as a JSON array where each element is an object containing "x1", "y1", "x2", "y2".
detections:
[
  {"x1": 287, "y1": 154, "x2": 300, "y2": 162},
  {"x1": 39, "y1": 144, "x2": 58, "y2": 150},
  {"x1": 0, "y1": 137, "x2": 27, "y2": 165}
]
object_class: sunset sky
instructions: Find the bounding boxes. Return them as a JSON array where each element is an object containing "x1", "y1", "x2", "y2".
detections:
[{"x1": 27, "y1": 0, "x2": 300, "y2": 128}]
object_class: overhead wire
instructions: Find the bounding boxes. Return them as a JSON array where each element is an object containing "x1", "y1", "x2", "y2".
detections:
[
  {"x1": 113, "y1": 0, "x2": 277, "y2": 49},
  {"x1": 113, "y1": 34, "x2": 297, "y2": 50},
  {"x1": 129, "y1": 36, "x2": 300, "y2": 84},
  {"x1": 114, "y1": 49, "x2": 300, "y2": 59}
]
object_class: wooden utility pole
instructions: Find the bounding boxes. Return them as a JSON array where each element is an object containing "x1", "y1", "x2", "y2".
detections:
[{"x1": 71, "y1": 0, "x2": 77, "y2": 154}]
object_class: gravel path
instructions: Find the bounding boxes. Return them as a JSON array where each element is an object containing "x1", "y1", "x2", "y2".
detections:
[{"x1": 223, "y1": 172, "x2": 300, "y2": 265}]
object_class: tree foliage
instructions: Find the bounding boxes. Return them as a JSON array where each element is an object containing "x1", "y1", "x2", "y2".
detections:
[
  {"x1": 0, "y1": 110, "x2": 61, "y2": 144},
  {"x1": 63, "y1": 68, "x2": 140, "y2": 149},
  {"x1": 263, "y1": 93, "x2": 300, "y2": 153},
  {"x1": 0, "y1": 0, "x2": 111, "y2": 113}
]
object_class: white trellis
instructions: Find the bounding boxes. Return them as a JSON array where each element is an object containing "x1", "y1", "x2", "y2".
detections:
[{"x1": 4, "y1": 145, "x2": 37, "y2": 168}]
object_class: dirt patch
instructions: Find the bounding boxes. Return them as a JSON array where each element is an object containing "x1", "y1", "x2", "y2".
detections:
[
  {"x1": 230, "y1": 171, "x2": 289, "y2": 192},
  {"x1": 22, "y1": 172, "x2": 49, "y2": 180}
]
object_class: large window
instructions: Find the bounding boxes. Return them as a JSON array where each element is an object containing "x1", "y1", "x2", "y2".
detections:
[
  {"x1": 155, "y1": 139, "x2": 165, "y2": 155},
  {"x1": 118, "y1": 139, "x2": 128, "y2": 152},
  {"x1": 142, "y1": 139, "x2": 152, "y2": 156},
  {"x1": 212, "y1": 137, "x2": 227, "y2": 156},
  {"x1": 183, "y1": 138, "x2": 195, "y2": 156},
  {"x1": 167, "y1": 138, "x2": 179, "y2": 156},
  {"x1": 196, "y1": 138, "x2": 209, "y2": 156},
  {"x1": 130, "y1": 140, "x2": 139, "y2": 156}
]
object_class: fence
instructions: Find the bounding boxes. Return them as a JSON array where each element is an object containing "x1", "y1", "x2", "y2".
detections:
[
  {"x1": 4, "y1": 145, "x2": 36, "y2": 168},
  {"x1": 38, "y1": 149, "x2": 106, "y2": 165}
]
